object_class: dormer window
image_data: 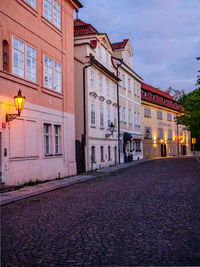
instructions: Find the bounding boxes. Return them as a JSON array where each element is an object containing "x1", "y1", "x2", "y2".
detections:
[
  {"x1": 163, "y1": 98, "x2": 166, "y2": 103},
  {"x1": 144, "y1": 91, "x2": 147, "y2": 97},
  {"x1": 152, "y1": 94, "x2": 156, "y2": 99}
]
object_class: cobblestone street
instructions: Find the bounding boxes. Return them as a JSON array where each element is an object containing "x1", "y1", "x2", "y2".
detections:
[{"x1": 1, "y1": 157, "x2": 200, "y2": 266}]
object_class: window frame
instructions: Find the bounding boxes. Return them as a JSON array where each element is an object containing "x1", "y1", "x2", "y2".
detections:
[
  {"x1": 100, "y1": 146, "x2": 104, "y2": 161},
  {"x1": 90, "y1": 103, "x2": 96, "y2": 125}
]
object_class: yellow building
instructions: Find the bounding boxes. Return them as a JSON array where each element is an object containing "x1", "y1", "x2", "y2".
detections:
[{"x1": 141, "y1": 82, "x2": 191, "y2": 158}]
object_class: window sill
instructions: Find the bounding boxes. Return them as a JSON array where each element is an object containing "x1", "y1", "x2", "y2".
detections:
[
  {"x1": 157, "y1": 118, "x2": 163, "y2": 120},
  {"x1": 90, "y1": 125, "x2": 96, "y2": 128},
  {"x1": 0, "y1": 71, "x2": 39, "y2": 90},
  {"x1": 144, "y1": 116, "x2": 151, "y2": 118},
  {"x1": 16, "y1": 0, "x2": 38, "y2": 17},
  {"x1": 9, "y1": 156, "x2": 39, "y2": 161},
  {"x1": 108, "y1": 159, "x2": 112, "y2": 161},
  {"x1": 91, "y1": 161, "x2": 97, "y2": 163},
  {"x1": 100, "y1": 127, "x2": 105, "y2": 130},
  {"x1": 144, "y1": 137, "x2": 152, "y2": 139},
  {"x1": 44, "y1": 154, "x2": 63, "y2": 159},
  {"x1": 100, "y1": 160, "x2": 105, "y2": 162},
  {"x1": 42, "y1": 87, "x2": 63, "y2": 99},
  {"x1": 41, "y1": 16, "x2": 62, "y2": 36}
]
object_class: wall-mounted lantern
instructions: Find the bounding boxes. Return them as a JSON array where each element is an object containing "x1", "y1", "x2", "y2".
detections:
[
  {"x1": 6, "y1": 89, "x2": 26, "y2": 122},
  {"x1": 145, "y1": 128, "x2": 150, "y2": 138},
  {"x1": 105, "y1": 122, "x2": 115, "y2": 138}
]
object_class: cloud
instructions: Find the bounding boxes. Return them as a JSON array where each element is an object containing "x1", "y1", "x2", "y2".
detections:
[{"x1": 78, "y1": 0, "x2": 200, "y2": 93}]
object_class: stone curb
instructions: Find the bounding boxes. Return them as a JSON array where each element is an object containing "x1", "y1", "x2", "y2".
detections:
[{"x1": 0, "y1": 156, "x2": 194, "y2": 206}]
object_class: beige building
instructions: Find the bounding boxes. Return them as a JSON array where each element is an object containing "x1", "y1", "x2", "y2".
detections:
[
  {"x1": 112, "y1": 39, "x2": 143, "y2": 163},
  {"x1": 141, "y1": 82, "x2": 191, "y2": 158},
  {"x1": 74, "y1": 19, "x2": 119, "y2": 172}
]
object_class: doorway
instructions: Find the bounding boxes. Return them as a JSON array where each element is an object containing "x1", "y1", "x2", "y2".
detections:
[
  {"x1": 114, "y1": 146, "x2": 117, "y2": 165},
  {"x1": 0, "y1": 132, "x2": 2, "y2": 181},
  {"x1": 161, "y1": 144, "x2": 167, "y2": 157},
  {"x1": 181, "y1": 145, "x2": 187, "y2": 155}
]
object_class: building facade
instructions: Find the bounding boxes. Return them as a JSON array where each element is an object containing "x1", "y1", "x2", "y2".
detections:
[
  {"x1": 112, "y1": 39, "x2": 143, "y2": 163},
  {"x1": 0, "y1": 0, "x2": 82, "y2": 185},
  {"x1": 74, "y1": 19, "x2": 119, "y2": 172},
  {"x1": 141, "y1": 82, "x2": 191, "y2": 158}
]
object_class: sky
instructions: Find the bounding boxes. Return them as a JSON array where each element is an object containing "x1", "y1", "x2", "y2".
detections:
[{"x1": 77, "y1": 0, "x2": 200, "y2": 93}]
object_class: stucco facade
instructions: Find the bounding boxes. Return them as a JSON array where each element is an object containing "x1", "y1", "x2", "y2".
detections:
[
  {"x1": 74, "y1": 19, "x2": 119, "y2": 172},
  {"x1": 0, "y1": 0, "x2": 81, "y2": 185},
  {"x1": 141, "y1": 82, "x2": 191, "y2": 159},
  {"x1": 112, "y1": 39, "x2": 143, "y2": 163}
]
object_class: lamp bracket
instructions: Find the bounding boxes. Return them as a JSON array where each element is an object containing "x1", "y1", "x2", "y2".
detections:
[{"x1": 6, "y1": 113, "x2": 20, "y2": 122}]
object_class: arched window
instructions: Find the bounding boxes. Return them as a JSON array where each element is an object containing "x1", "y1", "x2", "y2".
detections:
[{"x1": 3, "y1": 40, "x2": 9, "y2": 72}]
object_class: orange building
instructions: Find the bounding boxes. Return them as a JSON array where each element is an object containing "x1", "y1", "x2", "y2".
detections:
[{"x1": 0, "y1": 0, "x2": 82, "y2": 185}]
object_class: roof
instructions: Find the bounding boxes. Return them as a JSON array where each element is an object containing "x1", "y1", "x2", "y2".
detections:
[
  {"x1": 74, "y1": 19, "x2": 98, "y2": 36},
  {"x1": 141, "y1": 82, "x2": 183, "y2": 112},
  {"x1": 111, "y1": 39, "x2": 129, "y2": 50},
  {"x1": 73, "y1": 0, "x2": 83, "y2": 8}
]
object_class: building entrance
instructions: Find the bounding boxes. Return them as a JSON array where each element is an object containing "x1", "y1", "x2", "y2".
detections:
[
  {"x1": 181, "y1": 145, "x2": 187, "y2": 155},
  {"x1": 161, "y1": 144, "x2": 167, "y2": 157},
  {"x1": 0, "y1": 132, "x2": 2, "y2": 181},
  {"x1": 114, "y1": 146, "x2": 117, "y2": 165}
]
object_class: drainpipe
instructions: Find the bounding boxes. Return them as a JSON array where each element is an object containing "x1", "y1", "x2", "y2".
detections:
[
  {"x1": 177, "y1": 122, "x2": 179, "y2": 156},
  {"x1": 112, "y1": 56, "x2": 123, "y2": 164},
  {"x1": 83, "y1": 56, "x2": 95, "y2": 171}
]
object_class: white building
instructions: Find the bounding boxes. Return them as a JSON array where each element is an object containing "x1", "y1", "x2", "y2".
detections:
[{"x1": 74, "y1": 19, "x2": 120, "y2": 172}]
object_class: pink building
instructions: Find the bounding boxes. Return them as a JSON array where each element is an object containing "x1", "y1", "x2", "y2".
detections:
[{"x1": 0, "y1": 0, "x2": 82, "y2": 185}]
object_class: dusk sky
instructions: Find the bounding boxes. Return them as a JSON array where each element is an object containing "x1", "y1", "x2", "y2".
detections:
[{"x1": 77, "y1": 0, "x2": 200, "y2": 93}]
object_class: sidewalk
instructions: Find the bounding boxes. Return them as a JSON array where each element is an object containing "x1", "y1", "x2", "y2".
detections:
[{"x1": 0, "y1": 156, "x2": 195, "y2": 206}]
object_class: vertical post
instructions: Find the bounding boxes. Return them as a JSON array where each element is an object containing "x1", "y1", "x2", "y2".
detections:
[
  {"x1": 177, "y1": 123, "x2": 179, "y2": 156},
  {"x1": 117, "y1": 68, "x2": 121, "y2": 164}
]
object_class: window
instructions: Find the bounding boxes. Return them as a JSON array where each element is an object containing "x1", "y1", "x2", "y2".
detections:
[
  {"x1": 12, "y1": 36, "x2": 36, "y2": 82},
  {"x1": 137, "y1": 84, "x2": 139, "y2": 96},
  {"x1": 106, "y1": 53, "x2": 109, "y2": 65},
  {"x1": 108, "y1": 146, "x2": 111, "y2": 160},
  {"x1": 100, "y1": 107, "x2": 104, "y2": 127},
  {"x1": 137, "y1": 113, "x2": 140, "y2": 126},
  {"x1": 43, "y1": 0, "x2": 51, "y2": 21},
  {"x1": 144, "y1": 108, "x2": 151, "y2": 117},
  {"x1": 128, "y1": 78, "x2": 131, "y2": 92},
  {"x1": 54, "y1": 125, "x2": 60, "y2": 154},
  {"x1": 145, "y1": 147, "x2": 149, "y2": 156},
  {"x1": 168, "y1": 129, "x2": 172, "y2": 140},
  {"x1": 145, "y1": 127, "x2": 152, "y2": 138},
  {"x1": 153, "y1": 148, "x2": 157, "y2": 155},
  {"x1": 98, "y1": 46, "x2": 102, "y2": 58},
  {"x1": 134, "y1": 112, "x2": 137, "y2": 125},
  {"x1": 91, "y1": 146, "x2": 95, "y2": 162},
  {"x1": 3, "y1": 40, "x2": 9, "y2": 72},
  {"x1": 53, "y1": 0, "x2": 61, "y2": 29},
  {"x1": 114, "y1": 111, "x2": 117, "y2": 127},
  {"x1": 118, "y1": 71, "x2": 121, "y2": 86},
  {"x1": 100, "y1": 146, "x2": 104, "y2": 161},
  {"x1": 25, "y1": 0, "x2": 36, "y2": 9},
  {"x1": 26, "y1": 44, "x2": 36, "y2": 82},
  {"x1": 43, "y1": 0, "x2": 61, "y2": 29},
  {"x1": 152, "y1": 94, "x2": 156, "y2": 99},
  {"x1": 122, "y1": 107, "x2": 126, "y2": 122},
  {"x1": 167, "y1": 113, "x2": 172, "y2": 121},
  {"x1": 90, "y1": 69, "x2": 94, "y2": 86},
  {"x1": 106, "y1": 79, "x2": 110, "y2": 95},
  {"x1": 128, "y1": 109, "x2": 132, "y2": 123},
  {"x1": 120, "y1": 140, "x2": 123, "y2": 153},
  {"x1": 157, "y1": 110, "x2": 163, "y2": 119},
  {"x1": 113, "y1": 84, "x2": 116, "y2": 98},
  {"x1": 158, "y1": 128, "x2": 163, "y2": 139},
  {"x1": 122, "y1": 74, "x2": 126, "y2": 88},
  {"x1": 99, "y1": 75, "x2": 103, "y2": 92},
  {"x1": 107, "y1": 109, "x2": 111, "y2": 127},
  {"x1": 44, "y1": 55, "x2": 61, "y2": 92},
  {"x1": 119, "y1": 106, "x2": 122, "y2": 121},
  {"x1": 44, "y1": 124, "x2": 51, "y2": 155},
  {"x1": 91, "y1": 104, "x2": 95, "y2": 125},
  {"x1": 144, "y1": 91, "x2": 147, "y2": 97}
]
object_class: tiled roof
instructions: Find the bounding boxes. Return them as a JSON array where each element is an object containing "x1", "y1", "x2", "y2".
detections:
[
  {"x1": 111, "y1": 39, "x2": 129, "y2": 50},
  {"x1": 74, "y1": 19, "x2": 98, "y2": 36},
  {"x1": 141, "y1": 82, "x2": 183, "y2": 111}
]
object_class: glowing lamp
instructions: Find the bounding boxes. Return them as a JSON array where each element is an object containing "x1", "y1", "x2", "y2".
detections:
[{"x1": 6, "y1": 89, "x2": 26, "y2": 122}]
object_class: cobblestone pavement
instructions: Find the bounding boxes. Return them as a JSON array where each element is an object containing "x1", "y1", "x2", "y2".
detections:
[{"x1": 1, "y1": 157, "x2": 200, "y2": 266}]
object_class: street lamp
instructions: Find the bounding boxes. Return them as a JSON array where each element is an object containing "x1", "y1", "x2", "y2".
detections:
[
  {"x1": 6, "y1": 89, "x2": 26, "y2": 122},
  {"x1": 105, "y1": 122, "x2": 115, "y2": 138}
]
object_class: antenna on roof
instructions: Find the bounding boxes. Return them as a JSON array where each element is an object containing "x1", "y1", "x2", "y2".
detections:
[{"x1": 75, "y1": 9, "x2": 79, "y2": 19}]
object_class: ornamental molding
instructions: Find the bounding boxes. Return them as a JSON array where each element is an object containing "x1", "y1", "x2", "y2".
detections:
[
  {"x1": 106, "y1": 99, "x2": 112, "y2": 105},
  {"x1": 98, "y1": 95, "x2": 105, "y2": 102},
  {"x1": 112, "y1": 103, "x2": 118, "y2": 108},
  {"x1": 89, "y1": 92, "x2": 98, "y2": 98}
]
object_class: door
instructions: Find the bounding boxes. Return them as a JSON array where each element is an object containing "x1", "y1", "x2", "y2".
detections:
[
  {"x1": 181, "y1": 145, "x2": 186, "y2": 155},
  {"x1": 75, "y1": 138, "x2": 85, "y2": 174},
  {"x1": 0, "y1": 133, "x2": 2, "y2": 181},
  {"x1": 114, "y1": 146, "x2": 117, "y2": 165},
  {"x1": 161, "y1": 144, "x2": 167, "y2": 157}
]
